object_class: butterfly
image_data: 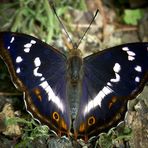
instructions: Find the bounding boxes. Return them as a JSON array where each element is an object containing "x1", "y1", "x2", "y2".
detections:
[{"x1": 0, "y1": 32, "x2": 147, "y2": 141}]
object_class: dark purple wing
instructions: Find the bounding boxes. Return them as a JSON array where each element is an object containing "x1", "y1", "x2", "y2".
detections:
[
  {"x1": 74, "y1": 43, "x2": 148, "y2": 139},
  {"x1": 0, "y1": 32, "x2": 70, "y2": 135}
]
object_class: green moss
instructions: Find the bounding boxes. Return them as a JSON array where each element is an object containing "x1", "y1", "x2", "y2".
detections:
[{"x1": 123, "y1": 9, "x2": 144, "y2": 25}]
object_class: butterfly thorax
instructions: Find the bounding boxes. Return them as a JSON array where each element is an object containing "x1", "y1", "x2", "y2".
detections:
[
  {"x1": 67, "y1": 49, "x2": 83, "y2": 84},
  {"x1": 67, "y1": 49, "x2": 83, "y2": 119}
]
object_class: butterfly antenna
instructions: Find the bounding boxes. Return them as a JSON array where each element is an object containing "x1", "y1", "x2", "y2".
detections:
[
  {"x1": 49, "y1": 1, "x2": 76, "y2": 49},
  {"x1": 75, "y1": 9, "x2": 99, "y2": 50}
]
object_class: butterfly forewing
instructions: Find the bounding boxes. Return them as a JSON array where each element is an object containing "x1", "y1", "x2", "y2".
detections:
[
  {"x1": 0, "y1": 32, "x2": 71, "y2": 135},
  {"x1": 74, "y1": 43, "x2": 148, "y2": 139}
]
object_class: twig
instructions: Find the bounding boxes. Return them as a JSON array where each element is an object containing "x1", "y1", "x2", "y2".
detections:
[
  {"x1": 0, "y1": 92, "x2": 21, "y2": 96},
  {"x1": 67, "y1": 23, "x2": 98, "y2": 28},
  {"x1": 114, "y1": 22, "x2": 138, "y2": 31}
]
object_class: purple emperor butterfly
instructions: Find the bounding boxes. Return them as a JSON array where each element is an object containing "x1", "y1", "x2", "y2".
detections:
[{"x1": 0, "y1": 32, "x2": 147, "y2": 140}]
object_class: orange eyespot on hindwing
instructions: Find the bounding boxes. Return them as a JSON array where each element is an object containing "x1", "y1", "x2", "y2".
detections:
[
  {"x1": 52, "y1": 112, "x2": 60, "y2": 122},
  {"x1": 88, "y1": 116, "x2": 96, "y2": 126}
]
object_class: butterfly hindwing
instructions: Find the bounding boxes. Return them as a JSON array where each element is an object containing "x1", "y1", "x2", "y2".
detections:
[
  {"x1": 0, "y1": 32, "x2": 71, "y2": 134},
  {"x1": 74, "y1": 43, "x2": 148, "y2": 139}
]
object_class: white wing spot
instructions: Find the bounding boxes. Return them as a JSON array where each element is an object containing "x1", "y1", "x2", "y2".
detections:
[
  {"x1": 33, "y1": 67, "x2": 42, "y2": 77},
  {"x1": 135, "y1": 76, "x2": 140, "y2": 82},
  {"x1": 135, "y1": 65, "x2": 142, "y2": 72},
  {"x1": 110, "y1": 73, "x2": 120, "y2": 82},
  {"x1": 113, "y1": 63, "x2": 121, "y2": 73},
  {"x1": 24, "y1": 48, "x2": 30, "y2": 53},
  {"x1": 40, "y1": 77, "x2": 45, "y2": 81},
  {"x1": 107, "y1": 82, "x2": 112, "y2": 86},
  {"x1": 10, "y1": 37, "x2": 15, "y2": 43},
  {"x1": 34, "y1": 57, "x2": 41, "y2": 67},
  {"x1": 122, "y1": 47, "x2": 129, "y2": 51},
  {"x1": 128, "y1": 56, "x2": 135, "y2": 61},
  {"x1": 8, "y1": 46, "x2": 10, "y2": 49},
  {"x1": 127, "y1": 51, "x2": 136, "y2": 56},
  {"x1": 16, "y1": 56, "x2": 23, "y2": 63},
  {"x1": 16, "y1": 67, "x2": 21, "y2": 73},
  {"x1": 24, "y1": 43, "x2": 32, "y2": 48},
  {"x1": 31, "y1": 40, "x2": 36, "y2": 44}
]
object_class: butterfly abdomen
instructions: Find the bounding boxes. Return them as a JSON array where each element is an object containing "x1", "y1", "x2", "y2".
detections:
[{"x1": 67, "y1": 54, "x2": 83, "y2": 119}]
